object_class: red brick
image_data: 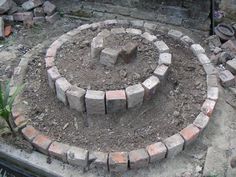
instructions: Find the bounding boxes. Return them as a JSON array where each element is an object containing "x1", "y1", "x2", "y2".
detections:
[
  {"x1": 4, "y1": 25, "x2": 12, "y2": 37},
  {"x1": 48, "y1": 141, "x2": 70, "y2": 162},
  {"x1": 201, "y1": 99, "x2": 216, "y2": 117},
  {"x1": 109, "y1": 152, "x2": 128, "y2": 172},
  {"x1": 179, "y1": 124, "x2": 200, "y2": 148},
  {"x1": 14, "y1": 115, "x2": 26, "y2": 127},
  {"x1": 46, "y1": 47, "x2": 57, "y2": 57},
  {"x1": 45, "y1": 56, "x2": 55, "y2": 68},
  {"x1": 106, "y1": 90, "x2": 126, "y2": 113},
  {"x1": 21, "y1": 125, "x2": 39, "y2": 142},
  {"x1": 11, "y1": 104, "x2": 23, "y2": 118},
  {"x1": 32, "y1": 134, "x2": 52, "y2": 154},
  {"x1": 129, "y1": 149, "x2": 149, "y2": 169},
  {"x1": 50, "y1": 40, "x2": 63, "y2": 51},
  {"x1": 146, "y1": 142, "x2": 167, "y2": 163}
]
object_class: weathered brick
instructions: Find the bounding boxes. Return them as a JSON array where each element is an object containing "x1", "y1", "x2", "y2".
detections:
[
  {"x1": 154, "y1": 41, "x2": 170, "y2": 53},
  {"x1": 203, "y1": 63, "x2": 218, "y2": 75},
  {"x1": 100, "y1": 48, "x2": 121, "y2": 67},
  {"x1": 125, "y1": 84, "x2": 144, "y2": 108},
  {"x1": 226, "y1": 58, "x2": 236, "y2": 75},
  {"x1": 111, "y1": 27, "x2": 125, "y2": 34},
  {"x1": 13, "y1": 12, "x2": 33, "y2": 21},
  {"x1": 43, "y1": 1, "x2": 56, "y2": 16},
  {"x1": 22, "y1": 0, "x2": 43, "y2": 11},
  {"x1": 168, "y1": 29, "x2": 183, "y2": 39},
  {"x1": 153, "y1": 64, "x2": 169, "y2": 80},
  {"x1": 66, "y1": 86, "x2": 86, "y2": 112},
  {"x1": 201, "y1": 99, "x2": 216, "y2": 117},
  {"x1": 14, "y1": 115, "x2": 26, "y2": 127},
  {"x1": 91, "y1": 36, "x2": 104, "y2": 60},
  {"x1": 55, "y1": 77, "x2": 71, "y2": 105},
  {"x1": 163, "y1": 133, "x2": 184, "y2": 158},
  {"x1": 197, "y1": 53, "x2": 211, "y2": 64},
  {"x1": 32, "y1": 134, "x2": 52, "y2": 154},
  {"x1": 141, "y1": 32, "x2": 157, "y2": 42},
  {"x1": 67, "y1": 146, "x2": 88, "y2": 167},
  {"x1": 126, "y1": 28, "x2": 142, "y2": 35},
  {"x1": 120, "y1": 42, "x2": 138, "y2": 63},
  {"x1": 180, "y1": 35, "x2": 194, "y2": 46},
  {"x1": 21, "y1": 125, "x2": 39, "y2": 142},
  {"x1": 89, "y1": 151, "x2": 108, "y2": 170},
  {"x1": 144, "y1": 22, "x2": 157, "y2": 31},
  {"x1": 219, "y1": 70, "x2": 235, "y2": 87},
  {"x1": 207, "y1": 87, "x2": 219, "y2": 101},
  {"x1": 146, "y1": 142, "x2": 167, "y2": 163},
  {"x1": 48, "y1": 141, "x2": 70, "y2": 162},
  {"x1": 45, "y1": 56, "x2": 54, "y2": 68},
  {"x1": 158, "y1": 53, "x2": 172, "y2": 65},
  {"x1": 191, "y1": 44, "x2": 205, "y2": 56},
  {"x1": 85, "y1": 90, "x2": 105, "y2": 115},
  {"x1": 109, "y1": 152, "x2": 128, "y2": 172},
  {"x1": 12, "y1": 104, "x2": 23, "y2": 118},
  {"x1": 193, "y1": 112, "x2": 210, "y2": 130},
  {"x1": 129, "y1": 149, "x2": 149, "y2": 169},
  {"x1": 142, "y1": 75, "x2": 160, "y2": 100},
  {"x1": 106, "y1": 90, "x2": 126, "y2": 113},
  {"x1": 45, "y1": 12, "x2": 60, "y2": 24},
  {"x1": 179, "y1": 124, "x2": 200, "y2": 147},
  {"x1": 47, "y1": 66, "x2": 61, "y2": 91},
  {"x1": 207, "y1": 75, "x2": 218, "y2": 87},
  {"x1": 221, "y1": 40, "x2": 236, "y2": 52},
  {"x1": 46, "y1": 47, "x2": 57, "y2": 57}
]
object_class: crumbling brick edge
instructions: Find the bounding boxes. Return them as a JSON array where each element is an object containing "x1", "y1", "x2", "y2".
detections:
[{"x1": 10, "y1": 20, "x2": 218, "y2": 172}]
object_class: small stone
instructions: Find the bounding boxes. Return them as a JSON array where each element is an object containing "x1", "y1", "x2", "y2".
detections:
[
  {"x1": 43, "y1": 1, "x2": 56, "y2": 16},
  {"x1": 154, "y1": 41, "x2": 170, "y2": 53},
  {"x1": 159, "y1": 53, "x2": 172, "y2": 65},
  {"x1": 219, "y1": 70, "x2": 235, "y2": 87},
  {"x1": 173, "y1": 111, "x2": 180, "y2": 117}
]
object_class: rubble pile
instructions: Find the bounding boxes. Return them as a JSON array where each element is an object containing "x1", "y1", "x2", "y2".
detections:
[{"x1": 0, "y1": 0, "x2": 59, "y2": 39}]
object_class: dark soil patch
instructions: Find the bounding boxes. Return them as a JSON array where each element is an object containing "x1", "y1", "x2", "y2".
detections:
[
  {"x1": 55, "y1": 28, "x2": 158, "y2": 90},
  {"x1": 21, "y1": 26, "x2": 206, "y2": 152}
]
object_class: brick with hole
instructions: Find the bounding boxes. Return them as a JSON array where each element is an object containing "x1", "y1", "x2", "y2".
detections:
[
  {"x1": 146, "y1": 142, "x2": 167, "y2": 163},
  {"x1": 109, "y1": 152, "x2": 128, "y2": 172},
  {"x1": 32, "y1": 134, "x2": 52, "y2": 154},
  {"x1": 129, "y1": 148, "x2": 149, "y2": 169},
  {"x1": 142, "y1": 75, "x2": 160, "y2": 100},
  {"x1": 179, "y1": 124, "x2": 200, "y2": 147},
  {"x1": 106, "y1": 90, "x2": 126, "y2": 113},
  {"x1": 48, "y1": 141, "x2": 70, "y2": 162}
]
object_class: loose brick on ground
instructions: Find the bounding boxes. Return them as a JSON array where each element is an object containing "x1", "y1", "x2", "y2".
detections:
[
  {"x1": 47, "y1": 66, "x2": 61, "y2": 91},
  {"x1": 106, "y1": 90, "x2": 126, "y2": 113},
  {"x1": 154, "y1": 41, "x2": 170, "y2": 53},
  {"x1": 125, "y1": 84, "x2": 144, "y2": 108},
  {"x1": 219, "y1": 70, "x2": 235, "y2": 87},
  {"x1": 21, "y1": 125, "x2": 39, "y2": 142},
  {"x1": 129, "y1": 149, "x2": 149, "y2": 169},
  {"x1": 153, "y1": 64, "x2": 169, "y2": 80},
  {"x1": 32, "y1": 134, "x2": 52, "y2": 154},
  {"x1": 158, "y1": 53, "x2": 172, "y2": 65},
  {"x1": 91, "y1": 36, "x2": 104, "y2": 60},
  {"x1": 85, "y1": 90, "x2": 105, "y2": 114},
  {"x1": 67, "y1": 146, "x2": 88, "y2": 167},
  {"x1": 193, "y1": 112, "x2": 210, "y2": 130},
  {"x1": 207, "y1": 87, "x2": 219, "y2": 101},
  {"x1": 146, "y1": 142, "x2": 167, "y2": 163},
  {"x1": 55, "y1": 77, "x2": 71, "y2": 105},
  {"x1": 100, "y1": 48, "x2": 121, "y2": 67},
  {"x1": 163, "y1": 133, "x2": 184, "y2": 158},
  {"x1": 191, "y1": 44, "x2": 205, "y2": 56},
  {"x1": 201, "y1": 99, "x2": 216, "y2": 117},
  {"x1": 48, "y1": 141, "x2": 70, "y2": 162},
  {"x1": 168, "y1": 29, "x2": 183, "y2": 39},
  {"x1": 89, "y1": 151, "x2": 108, "y2": 170},
  {"x1": 120, "y1": 42, "x2": 138, "y2": 63},
  {"x1": 179, "y1": 124, "x2": 200, "y2": 147},
  {"x1": 142, "y1": 75, "x2": 160, "y2": 100},
  {"x1": 226, "y1": 58, "x2": 236, "y2": 75},
  {"x1": 109, "y1": 152, "x2": 128, "y2": 172},
  {"x1": 14, "y1": 115, "x2": 26, "y2": 127}
]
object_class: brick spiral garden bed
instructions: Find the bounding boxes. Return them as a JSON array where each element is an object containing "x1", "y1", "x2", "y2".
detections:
[{"x1": 10, "y1": 20, "x2": 219, "y2": 172}]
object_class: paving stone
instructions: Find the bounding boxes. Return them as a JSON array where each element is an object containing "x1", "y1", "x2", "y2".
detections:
[
  {"x1": 45, "y1": 12, "x2": 60, "y2": 23},
  {"x1": 89, "y1": 151, "x2": 108, "y2": 169},
  {"x1": 226, "y1": 58, "x2": 236, "y2": 75},
  {"x1": 193, "y1": 112, "x2": 210, "y2": 131},
  {"x1": 67, "y1": 146, "x2": 88, "y2": 168},
  {"x1": 203, "y1": 63, "x2": 218, "y2": 75},
  {"x1": 129, "y1": 149, "x2": 149, "y2": 169},
  {"x1": 207, "y1": 75, "x2": 218, "y2": 87},
  {"x1": 43, "y1": 1, "x2": 56, "y2": 16},
  {"x1": 163, "y1": 133, "x2": 184, "y2": 158},
  {"x1": 144, "y1": 22, "x2": 157, "y2": 31},
  {"x1": 85, "y1": 90, "x2": 105, "y2": 115},
  {"x1": 142, "y1": 75, "x2": 160, "y2": 100},
  {"x1": 221, "y1": 40, "x2": 236, "y2": 52},
  {"x1": 197, "y1": 53, "x2": 211, "y2": 64},
  {"x1": 219, "y1": 70, "x2": 235, "y2": 87},
  {"x1": 66, "y1": 86, "x2": 86, "y2": 112},
  {"x1": 179, "y1": 124, "x2": 200, "y2": 147},
  {"x1": 141, "y1": 32, "x2": 157, "y2": 42},
  {"x1": 130, "y1": 20, "x2": 144, "y2": 27},
  {"x1": 154, "y1": 41, "x2": 170, "y2": 53},
  {"x1": 48, "y1": 141, "x2": 70, "y2": 162},
  {"x1": 168, "y1": 29, "x2": 183, "y2": 39},
  {"x1": 33, "y1": 7, "x2": 44, "y2": 17},
  {"x1": 203, "y1": 147, "x2": 227, "y2": 177},
  {"x1": 158, "y1": 53, "x2": 172, "y2": 65},
  {"x1": 21, "y1": 125, "x2": 39, "y2": 142},
  {"x1": 91, "y1": 36, "x2": 104, "y2": 60},
  {"x1": 146, "y1": 142, "x2": 167, "y2": 163},
  {"x1": 111, "y1": 27, "x2": 125, "y2": 34},
  {"x1": 33, "y1": 17, "x2": 45, "y2": 25},
  {"x1": 180, "y1": 35, "x2": 194, "y2": 46},
  {"x1": 207, "y1": 87, "x2": 219, "y2": 101},
  {"x1": 201, "y1": 99, "x2": 216, "y2": 117},
  {"x1": 55, "y1": 77, "x2": 71, "y2": 105},
  {"x1": 0, "y1": 17, "x2": 4, "y2": 39},
  {"x1": 47, "y1": 66, "x2": 61, "y2": 91},
  {"x1": 125, "y1": 84, "x2": 144, "y2": 108},
  {"x1": 126, "y1": 28, "x2": 142, "y2": 35},
  {"x1": 120, "y1": 42, "x2": 138, "y2": 63},
  {"x1": 100, "y1": 48, "x2": 120, "y2": 67},
  {"x1": 109, "y1": 152, "x2": 128, "y2": 172},
  {"x1": 32, "y1": 134, "x2": 52, "y2": 154},
  {"x1": 106, "y1": 90, "x2": 126, "y2": 113},
  {"x1": 153, "y1": 64, "x2": 169, "y2": 80},
  {"x1": 13, "y1": 12, "x2": 33, "y2": 21},
  {"x1": 0, "y1": 0, "x2": 11, "y2": 14},
  {"x1": 22, "y1": 0, "x2": 43, "y2": 11},
  {"x1": 190, "y1": 44, "x2": 205, "y2": 56}
]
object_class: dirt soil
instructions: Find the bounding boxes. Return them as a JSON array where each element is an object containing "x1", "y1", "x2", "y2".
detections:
[
  {"x1": 56, "y1": 27, "x2": 158, "y2": 90},
  {"x1": 22, "y1": 26, "x2": 207, "y2": 152}
]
